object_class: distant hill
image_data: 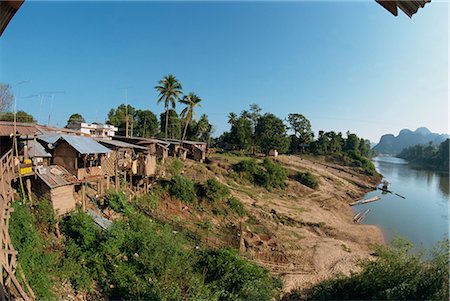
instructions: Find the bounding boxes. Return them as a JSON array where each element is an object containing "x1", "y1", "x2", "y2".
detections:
[{"x1": 373, "y1": 127, "x2": 449, "y2": 154}]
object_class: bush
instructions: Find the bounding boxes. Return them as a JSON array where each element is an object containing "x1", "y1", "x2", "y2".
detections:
[
  {"x1": 10, "y1": 202, "x2": 59, "y2": 300},
  {"x1": 169, "y1": 158, "x2": 184, "y2": 176},
  {"x1": 133, "y1": 191, "x2": 159, "y2": 212},
  {"x1": 201, "y1": 178, "x2": 230, "y2": 204},
  {"x1": 168, "y1": 175, "x2": 197, "y2": 204},
  {"x1": 294, "y1": 171, "x2": 319, "y2": 189},
  {"x1": 258, "y1": 158, "x2": 287, "y2": 189},
  {"x1": 105, "y1": 190, "x2": 133, "y2": 215},
  {"x1": 33, "y1": 199, "x2": 56, "y2": 233},
  {"x1": 196, "y1": 248, "x2": 281, "y2": 301},
  {"x1": 227, "y1": 197, "x2": 246, "y2": 216},
  {"x1": 233, "y1": 158, "x2": 287, "y2": 190}
]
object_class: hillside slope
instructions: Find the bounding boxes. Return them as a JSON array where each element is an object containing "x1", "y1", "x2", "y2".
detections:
[{"x1": 179, "y1": 154, "x2": 383, "y2": 292}]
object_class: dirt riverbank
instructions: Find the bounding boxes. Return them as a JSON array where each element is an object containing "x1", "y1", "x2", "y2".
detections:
[{"x1": 184, "y1": 154, "x2": 385, "y2": 294}]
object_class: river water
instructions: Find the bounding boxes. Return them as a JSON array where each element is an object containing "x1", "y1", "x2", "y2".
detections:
[{"x1": 357, "y1": 156, "x2": 449, "y2": 250}]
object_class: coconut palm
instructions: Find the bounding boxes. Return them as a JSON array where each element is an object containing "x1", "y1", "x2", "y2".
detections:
[
  {"x1": 180, "y1": 92, "x2": 202, "y2": 141},
  {"x1": 155, "y1": 74, "x2": 183, "y2": 139}
]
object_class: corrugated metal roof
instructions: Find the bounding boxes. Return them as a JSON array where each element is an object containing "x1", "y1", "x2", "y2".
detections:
[
  {"x1": 26, "y1": 140, "x2": 52, "y2": 158},
  {"x1": 37, "y1": 133, "x2": 62, "y2": 145},
  {"x1": 60, "y1": 135, "x2": 111, "y2": 154},
  {"x1": 376, "y1": 0, "x2": 431, "y2": 18},
  {"x1": 38, "y1": 134, "x2": 111, "y2": 154},
  {"x1": 0, "y1": 122, "x2": 41, "y2": 136},
  {"x1": 96, "y1": 138, "x2": 148, "y2": 150},
  {"x1": 35, "y1": 165, "x2": 78, "y2": 189}
]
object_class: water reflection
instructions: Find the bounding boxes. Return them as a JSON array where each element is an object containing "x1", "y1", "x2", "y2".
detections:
[
  {"x1": 438, "y1": 176, "x2": 449, "y2": 198},
  {"x1": 360, "y1": 157, "x2": 449, "y2": 249}
]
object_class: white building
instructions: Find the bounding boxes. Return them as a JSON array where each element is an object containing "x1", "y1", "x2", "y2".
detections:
[{"x1": 69, "y1": 122, "x2": 118, "y2": 138}]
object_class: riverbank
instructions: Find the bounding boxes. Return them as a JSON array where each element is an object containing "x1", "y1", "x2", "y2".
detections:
[{"x1": 187, "y1": 153, "x2": 385, "y2": 293}]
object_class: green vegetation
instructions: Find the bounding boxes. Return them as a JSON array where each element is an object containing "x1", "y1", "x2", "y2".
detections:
[
  {"x1": 167, "y1": 175, "x2": 197, "y2": 204},
  {"x1": 169, "y1": 157, "x2": 184, "y2": 176},
  {"x1": 65, "y1": 113, "x2": 85, "y2": 128},
  {"x1": 10, "y1": 201, "x2": 59, "y2": 300},
  {"x1": 200, "y1": 178, "x2": 230, "y2": 204},
  {"x1": 227, "y1": 197, "x2": 246, "y2": 216},
  {"x1": 180, "y1": 92, "x2": 203, "y2": 141},
  {"x1": 287, "y1": 113, "x2": 314, "y2": 153},
  {"x1": 293, "y1": 171, "x2": 319, "y2": 189},
  {"x1": 398, "y1": 139, "x2": 449, "y2": 172},
  {"x1": 291, "y1": 238, "x2": 449, "y2": 301},
  {"x1": 104, "y1": 190, "x2": 133, "y2": 214},
  {"x1": 233, "y1": 158, "x2": 287, "y2": 190},
  {"x1": 155, "y1": 74, "x2": 183, "y2": 139},
  {"x1": 0, "y1": 110, "x2": 36, "y2": 123},
  {"x1": 11, "y1": 194, "x2": 279, "y2": 300},
  {"x1": 197, "y1": 248, "x2": 282, "y2": 301}
]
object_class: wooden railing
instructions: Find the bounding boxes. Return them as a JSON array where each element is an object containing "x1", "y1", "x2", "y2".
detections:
[{"x1": 0, "y1": 149, "x2": 34, "y2": 301}]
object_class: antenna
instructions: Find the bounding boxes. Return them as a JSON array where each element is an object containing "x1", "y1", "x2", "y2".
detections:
[{"x1": 40, "y1": 91, "x2": 65, "y2": 126}]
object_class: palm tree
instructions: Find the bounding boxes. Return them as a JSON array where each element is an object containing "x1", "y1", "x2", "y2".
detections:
[
  {"x1": 180, "y1": 92, "x2": 202, "y2": 141},
  {"x1": 155, "y1": 74, "x2": 183, "y2": 139}
]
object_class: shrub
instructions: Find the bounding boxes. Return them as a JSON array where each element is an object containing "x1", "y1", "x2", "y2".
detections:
[
  {"x1": 105, "y1": 190, "x2": 133, "y2": 215},
  {"x1": 294, "y1": 171, "x2": 319, "y2": 189},
  {"x1": 227, "y1": 197, "x2": 246, "y2": 216},
  {"x1": 201, "y1": 178, "x2": 230, "y2": 204},
  {"x1": 196, "y1": 248, "x2": 281, "y2": 301},
  {"x1": 168, "y1": 175, "x2": 197, "y2": 204},
  {"x1": 133, "y1": 191, "x2": 159, "y2": 212},
  {"x1": 169, "y1": 158, "x2": 183, "y2": 176},
  {"x1": 233, "y1": 158, "x2": 287, "y2": 190},
  {"x1": 33, "y1": 199, "x2": 56, "y2": 233},
  {"x1": 10, "y1": 202, "x2": 59, "y2": 300},
  {"x1": 258, "y1": 158, "x2": 287, "y2": 189}
]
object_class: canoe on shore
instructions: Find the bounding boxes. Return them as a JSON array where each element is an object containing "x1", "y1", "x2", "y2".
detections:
[
  {"x1": 349, "y1": 196, "x2": 381, "y2": 206},
  {"x1": 361, "y1": 196, "x2": 381, "y2": 204}
]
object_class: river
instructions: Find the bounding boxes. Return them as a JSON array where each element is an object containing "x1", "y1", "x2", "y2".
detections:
[{"x1": 357, "y1": 156, "x2": 449, "y2": 250}]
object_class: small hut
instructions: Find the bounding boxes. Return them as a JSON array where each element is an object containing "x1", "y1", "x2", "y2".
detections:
[
  {"x1": 39, "y1": 134, "x2": 111, "y2": 180},
  {"x1": 34, "y1": 165, "x2": 79, "y2": 216},
  {"x1": 97, "y1": 138, "x2": 157, "y2": 177}
]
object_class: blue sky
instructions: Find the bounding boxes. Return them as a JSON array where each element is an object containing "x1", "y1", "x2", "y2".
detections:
[{"x1": 1, "y1": 1, "x2": 448, "y2": 142}]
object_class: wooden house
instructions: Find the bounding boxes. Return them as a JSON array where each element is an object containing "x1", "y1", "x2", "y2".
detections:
[
  {"x1": 38, "y1": 134, "x2": 111, "y2": 180},
  {"x1": 34, "y1": 165, "x2": 79, "y2": 216},
  {"x1": 20, "y1": 139, "x2": 52, "y2": 166},
  {"x1": 113, "y1": 136, "x2": 170, "y2": 162},
  {"x1": 97, "y1": 138, "x2": 157, "y2": 177}
]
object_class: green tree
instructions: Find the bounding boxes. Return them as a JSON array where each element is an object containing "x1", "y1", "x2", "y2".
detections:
[
  {"x1": 135, "y1": 109, "x2": 158, "y2": 138},
  {"x1": 0, "y1": 110, "x2": 35, "y2": 123},
  {"x1": 195, "y1": 114, "x2": 214, "y2": 144},
  {"x1": 65, "y1": 113, "x2": 85, "y2": 128},
  {"x1": 107, "y1": 104, "x2": 136, "y2": 136},
  {"x1": 0, "y1": 83, "x2": 13, "y2": 111},
  {"x1": 155, "y1": 74, "x2": 183, "y2": 139},
  {"x1": 287, "y1": 113, "x2": 313, "y2": 153},
  {"x1": 159, "y1": 109, "x2": 181, "y2": 139},
  {"x1": 248, "y1": 104, "x2": 262, "y2": 153},
  {"x1": 344, "y1": 132, "x2": 360, "y2": 153},
  {"x1": 180, "y1": 92, "x2": 202, "y2": 141},
  {"x1": 255, "y1": 113, "x2": 290, "y2": 154},
  {"x1": 229, "y1": 114, "x2": 252, "y2": 150}
]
